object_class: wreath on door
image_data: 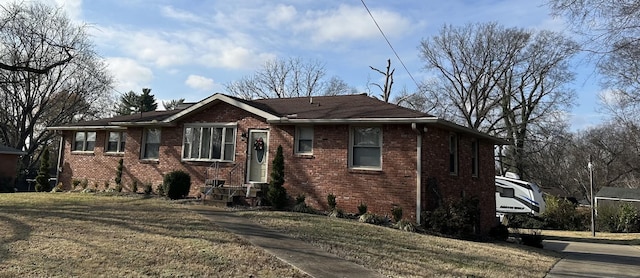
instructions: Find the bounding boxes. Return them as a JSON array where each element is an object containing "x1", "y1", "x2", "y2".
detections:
[{"x1": 254, "y1": 137, "x2": 265, "y2": 163}]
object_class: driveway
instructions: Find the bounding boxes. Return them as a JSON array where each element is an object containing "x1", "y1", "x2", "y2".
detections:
[{"x1": 544, "y1": 239, "x2": 640, "y2": 278}]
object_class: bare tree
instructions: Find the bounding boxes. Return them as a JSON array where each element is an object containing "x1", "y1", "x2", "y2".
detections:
[
  {"x1": 369, "y1": 59, "x2": 394, "y2": 102},
  {"x1": 418, "y1": 22, "x2": 577, "y2": 176},
  {"x1": 323, "y1": 76, "x2": 357, "y2": 96},
  {"x1": 0, "y1": 2, "x2": 113, "y2": 172},
  {"x1": 226, "y1": 57, "x2": 321, "y2": 99},
  {"x1": 550, "y1": 0, "x2": 640, "y2": 111},
  {"x1": 226, "y1": 57, "x2": 353, "y2": 99}
]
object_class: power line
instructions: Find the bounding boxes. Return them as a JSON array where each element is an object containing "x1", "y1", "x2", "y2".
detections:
[{"x1": 359, "y1": 0, "x2": 421, "y2": 90}]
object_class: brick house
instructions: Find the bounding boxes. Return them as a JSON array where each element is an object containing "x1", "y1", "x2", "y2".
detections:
[
  {"x1": 48, "y1": 93, "x2": 505, "y2": 234},
  {"x1": 0, "y1": 145, "x2": 26, "y2": 188}
]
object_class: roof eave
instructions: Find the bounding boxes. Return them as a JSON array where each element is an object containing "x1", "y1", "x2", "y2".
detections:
[
  {"x1": 268, "y1": 117, "x2": 509, "y2": 144},
  {"x1": 109, "y1": 121, "x2": 176, "y2": 127},
  {"x1": 46, "y1": 126, "x2": 127, "y2": 131}
]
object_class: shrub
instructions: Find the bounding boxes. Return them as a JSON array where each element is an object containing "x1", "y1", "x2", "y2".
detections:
[
  {"x1": 391, "y1": 206, "x2": 403, "y2": 222},
  {"x1": 93, "y1": 181, "x2": 99, "y2": 189},
  {"x1": 424, "y1": 197, "x2": 480, "y2": 238},
  {"x1": 395, "y1": 219, "x2": 417, "y2": 232},
  {"x1": 327, "y1": 193, "x2": 337, "y2": 210},
  {"x1": 598, "y1": 203, "x2": 640, "y2": 233},
  {"x1": 143, "y1": 183, "x2": 153, "y2": 195},
  {"x1": 358, "y1": 213, "x2": 388, "y2": 225},
  {"x1": 103, "y1": 181, "x2": 110, "y2": 190},
  {"x1": 156, "y1": 183, "x2": 165, "y2": 197},
  {"x1": 81, "y1": 178, "x2": 88, "y2": 189},
  {"x1": 115, "y1": 184, "x2": 123, "y2": 192},
  {"x1": 618, "y1": 203, "x2": 639, "y2": 233},
  {"x1": 50, "y1": 182, "x2": 64, "y2": 192},
  {"x1": 505, "y1": 214, "x2": 544, "y2": 229},
  {"x1": 542, "y1": 195, "x2": 589, "y2": 231},
  {"x1": 295, "y1": 194, "x2": 306, "y2": 205},
  {"x1": 163, "y1": 170, "x2": 191, "y2": 199},
  {"x1": 519, "y1": 231, "x2": 544, "y2": 248},
  {"x1": 357, "y1": 202, "x2": 368, "y2": 215},
  {"x1": 0, "y1": 176, "x2": 14, "y2": 193},
  {"x1": 267, "y1": 145, "x2": 288, "y2": 209},
  {"x1": 489, "y1": 224, "x2": 510, "y2": 241},
  {"x1": 72, "y1": 179, "x2": 81, "y2": 189},
  {"x1": 132, "y1": 181, "x2": 138, "y2": 193},
  {"x1": 329, "y1": 208, "x2": 344, "y2": 218},
  {"x1": 115, "y1": 158, "x2": 123, "y2": 187},
  {"x1": 35, "y1": 148, "x2": 51, "y2": 192}
]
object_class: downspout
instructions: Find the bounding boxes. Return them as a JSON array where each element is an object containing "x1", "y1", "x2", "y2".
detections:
[
  {"x1": 55, "y1": 132, "x2": 64, "y2": 187},
  {"x1": 411, "y1": 123, "x2": 422, "y2": 224}
]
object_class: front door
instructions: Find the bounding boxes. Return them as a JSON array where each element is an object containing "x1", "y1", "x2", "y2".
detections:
[{"x1": 247, "y1": 130, "x2": 269, "y2": 183}]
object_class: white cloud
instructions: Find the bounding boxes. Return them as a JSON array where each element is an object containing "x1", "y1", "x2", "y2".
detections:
[
  {"x1": 160, "y1": 5, "x2": 202, "y2": 23},
  {"x1": 185, "y1": 75, "x2": 215, "y2": 91},
  {"x1": 55, "y1": 0, "x2": 82, "y2": 21},
  {"x1": 105, "y1": 57, "x2": 153, "y2": 94},
  {"x1": 294, "y1": 4, "x2": 412, "y2": 44},
  {"x1": 125, "y1": 32, "x2": 191, "y2": 67},
  {"x1": 266, "y1": 4, "x2": 297, "y2": 28}
]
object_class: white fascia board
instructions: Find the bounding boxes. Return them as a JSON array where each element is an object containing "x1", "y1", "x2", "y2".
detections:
[
  {"x1": 162, "y1": 93, "x2": 279, "y2": 123},
  {"x1": 46, "y1": 126, "x2": 127, "y2": 131},
  {"x1": 108, "y1": 121, "x2": 175, "y2": 127},
  {"x1": 595, "y1": 196, "x2": 640, "y2": 203}
]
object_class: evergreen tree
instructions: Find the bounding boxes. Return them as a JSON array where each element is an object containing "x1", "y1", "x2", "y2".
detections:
[
  {"x1": 267, "y1": 145, "x2": 288, "y2": 209},
  {"x1": 35, "y1": 148, "x2": 50, "y2": 192},
  {"x1": 115, "y1": 88, "x2": 157, "y2": 115},
  {"x1": 162, "y1": 98, "x2": 185, "y2": 110},
  {"x1": 139, "y1": 88, "x2": 157, "y2": 112}
]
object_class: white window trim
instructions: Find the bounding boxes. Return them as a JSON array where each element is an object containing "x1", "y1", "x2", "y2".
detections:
[
  {"x1": 72, "y1": 131, "x2": 96, "y2": 153},
  {"x1": 106, "y1": 131, "x2": 126, "y2": 153},
  {"x1": 348, "y1": 126, "x2": 382, "y2": 170},
  {"x1": 181, "y1": 123, "x2": 237, "y2": 162},
  {"x1": 449, "y1": 133, "x2": 458, "y2": 175},
  {"x1": 141, "y1": 128, "x2": 161, "y2": 160},
  {"x1": 294, "y1": 126, "x2": 314, "y2": 155}
]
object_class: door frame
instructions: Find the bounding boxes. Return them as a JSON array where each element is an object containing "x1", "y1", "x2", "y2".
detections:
[{"x1": 246, "y1": 129, "x2": 270, "y2": 183}]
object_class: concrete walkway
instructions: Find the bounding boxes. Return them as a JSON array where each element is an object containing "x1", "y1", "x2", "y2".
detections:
[
  {"x1": 193, "y1": 208, "x2": 384, "y2": 278},
  {"x1": 544, "y1": 239, "x2": 640, "y2": 278}
]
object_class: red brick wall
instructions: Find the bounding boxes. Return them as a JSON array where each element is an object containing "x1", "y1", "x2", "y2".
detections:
[{"x1": 58, "y1": 102, "x2": 496, "y2": 234}]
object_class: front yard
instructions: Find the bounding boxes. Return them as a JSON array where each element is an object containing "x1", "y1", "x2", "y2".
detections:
[{"x1": 0, "y1": 193, "x2": 559, "y2": 277}]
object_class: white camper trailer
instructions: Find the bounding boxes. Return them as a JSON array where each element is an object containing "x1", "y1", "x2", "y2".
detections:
[{"x1": 495, "y1": 173, "x2": 546, "y2": 217}]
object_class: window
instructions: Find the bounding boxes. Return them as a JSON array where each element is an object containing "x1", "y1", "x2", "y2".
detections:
[
  {"x1": 350, "y1": 127, "x2": 382, "y2": 169},
  {"x1": 107, "y1": 131, "x2": 126, "y2": 153},
  {"x1": 142, "y1": 128, "x2": 160, "y2": 159},
  {"x1": 471, "y1": 140, "x2": 479, "y2": 177},
  {"x1": 182, "y1": 124, "x2": 235, "y2": 161},
  {"x1": 449, "y1": 133, "x2": 458, "y2": 175},
  {"x1": 72, "y1": 131, "x2": 96, "y2": 152},
  {"x1": 497, "y1": 186, "x2": 515, "y2": 198},
  {"x1": 295, "y1": 126, "x2": 313, "y2": 154}
]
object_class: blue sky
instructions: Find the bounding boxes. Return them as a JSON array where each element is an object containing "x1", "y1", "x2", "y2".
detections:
[{"x1": 37, "y1": 0, "x2": 604, "y2": 130}]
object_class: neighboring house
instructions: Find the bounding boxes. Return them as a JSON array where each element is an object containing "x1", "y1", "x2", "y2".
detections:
[
  {"x1": 48, "y1": 93, "x2": 506, "y2": 234},
  {"x1": 596, "y1": 187, "x2": 640, "y2": 211},
  {"x1": 0, "y1": 145, "x2": 26, "y2": 189}
]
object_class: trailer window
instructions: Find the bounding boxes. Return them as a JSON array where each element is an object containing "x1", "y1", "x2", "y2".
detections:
[{"x1": 497, "y1": 186, "x2": 515, "y2": 198}]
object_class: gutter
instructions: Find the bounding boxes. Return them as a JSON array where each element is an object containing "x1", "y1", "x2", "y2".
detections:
[
  {"x1": 47, "y1": 126, "x2": 127, "y2": 131},
  {"x1": 411, "y1": 123, "x2": 424, "y2": 224}
]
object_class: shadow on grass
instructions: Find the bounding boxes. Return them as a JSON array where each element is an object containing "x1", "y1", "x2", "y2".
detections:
[{"x1": 0, "y1": 215, "x2": 32, "y2": 263}]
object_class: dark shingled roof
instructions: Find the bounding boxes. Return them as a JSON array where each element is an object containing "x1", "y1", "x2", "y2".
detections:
[
  {"x1": 252, "y1": 94, "x2": 431, "y2": 119},
  {"x1": 0, "y1": 145, "x2": 26, "y2": 155},
  {"x1": 65, "y1": 110, "x2": 183, "y2": 126},
  {"x1": 596, "y1": 186, "x2": 640, "y2": 200}
]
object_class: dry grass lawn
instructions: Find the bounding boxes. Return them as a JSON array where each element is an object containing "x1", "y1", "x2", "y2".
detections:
[
  {"x1": 0, "y1": 193, "x2": 561, "y2": 277},
  {"x1": 0, "y1": 193, "x2": 307, "y2": 278},
  {"x1": 541, "y1": 230, "x2": 640, "y2": 245},
  {"x1": 238, "y1": 210, "x2": 560, "y2": 278}
]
